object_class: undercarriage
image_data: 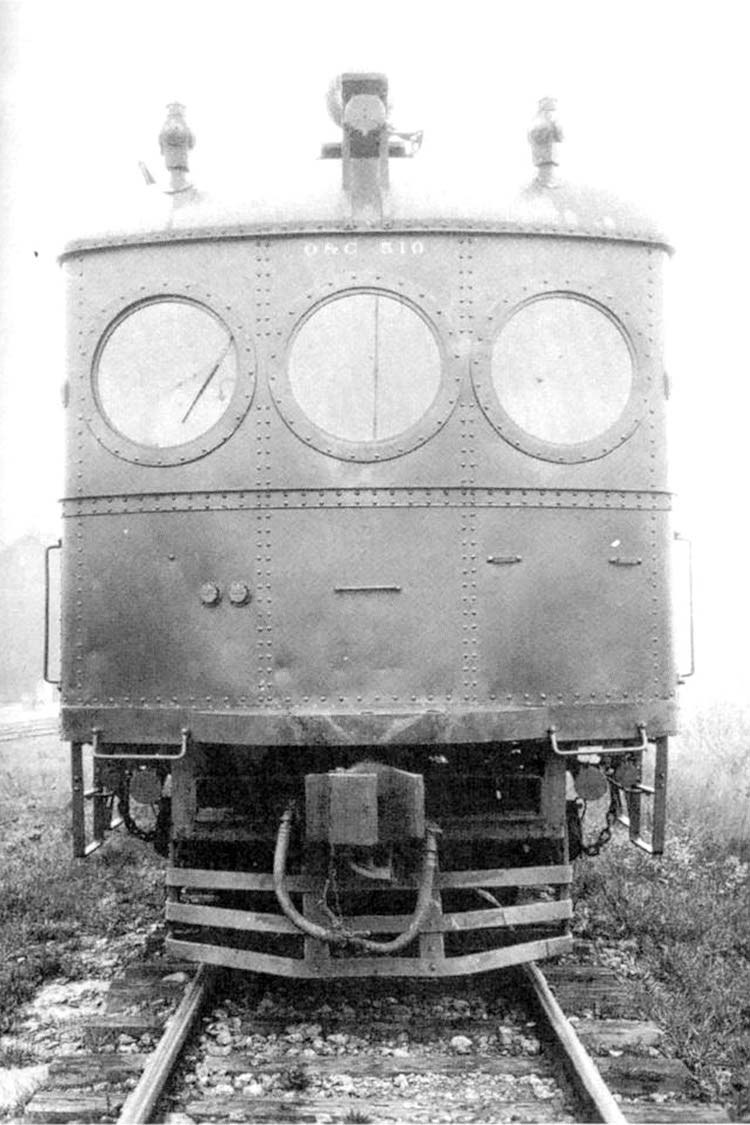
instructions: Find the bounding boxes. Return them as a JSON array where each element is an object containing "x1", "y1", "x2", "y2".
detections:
[{"x1": 70, "y1": 736, "x2": 667, "y2": 977}]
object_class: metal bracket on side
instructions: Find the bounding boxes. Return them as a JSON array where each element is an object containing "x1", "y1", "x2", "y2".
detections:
[
  {"x1": 74, "y1": 728, "x2": 190, "y2": 858},
  {"x1": 548, "y1": 726, "x2": 667, "y2": 856},
  {"x1": 615, "y1": 737, "x2": 668, "y2": 856},
  {"x1": 71, "y1": 741, "x2": 123, "y2": 858}
]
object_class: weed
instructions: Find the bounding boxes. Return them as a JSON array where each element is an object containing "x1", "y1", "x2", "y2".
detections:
[
  {"x1": 0, "y1": 744, "x2": 164, "y2": 1032},
  {"x1": 0, "y1": 1040, "x2": 38, "y2": 1067},
  {"x1": 343, "y1": 1113, "x2": 372, "y2": 1124},
  {"x1": 278, "y1": 1065, "x2": 311, "y2": 1092},
  {"x1": 576, "y1": 704, "x2": 750, "y2": 1113}
]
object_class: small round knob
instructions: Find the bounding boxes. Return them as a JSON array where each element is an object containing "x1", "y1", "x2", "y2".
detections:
[
  {"x1": 199, "y1": 582, "x2": 221, "y2": 606},
  {"x1": 228, "y1": 581, "x2": 251, "y2": 606}
]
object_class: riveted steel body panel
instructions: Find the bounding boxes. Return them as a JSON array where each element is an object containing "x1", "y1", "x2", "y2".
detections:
[
  {"x1": 475, "y1": 508, "x2": 672, "y2": 709},
  {"x1": 60, "y1": 228, "x2": 676, "y2": 747},
  {"x1": 269, "y1": 508, "x2": 464, "y2": 704},
  {"x1": 61, "y1": 511, "x2": 262, "y2": 708}
]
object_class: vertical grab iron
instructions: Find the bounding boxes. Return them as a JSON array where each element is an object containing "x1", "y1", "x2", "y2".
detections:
[
  {"x1": 43, "y1": 539, "x2": 62, "y2": 686},
  {"x1": 674, "y1": 532, "x2": 695, "y2": 682}
]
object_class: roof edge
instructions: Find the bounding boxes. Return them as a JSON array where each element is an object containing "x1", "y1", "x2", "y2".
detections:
[{"x1": 60, "y1": 219, "x2": 672, "y2": 263}]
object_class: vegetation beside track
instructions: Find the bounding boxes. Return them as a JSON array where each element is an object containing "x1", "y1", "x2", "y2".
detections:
[
  {"x1": 0, "y1": 735, "x2": 163, "y2": 1042},
  {"x1": 575, "y1": 701, "x2": 750, "y2": 1118}
]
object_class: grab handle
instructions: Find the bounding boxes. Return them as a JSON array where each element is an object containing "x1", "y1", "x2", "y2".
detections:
[
  {"x1": 548, "y1": 724, "x2": 649, "y2": 757},
  {"x1": 92, "y1": 727, "x2": 190, "y2": 760},
  {"x1": 674, "y1": 532, "x2": 695, "y2": 680},
  {"x1": 43, "y1": 540, "x2": 62, "y2": 686}
]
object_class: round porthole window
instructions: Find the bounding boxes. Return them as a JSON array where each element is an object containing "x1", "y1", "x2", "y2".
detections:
[
  {"x1": 474, "y1": 294, "x2": 640, "y2": 463},
  {"x1": 91, "y1": 297, "x2": 253, "y2": 463},
  {"x1": 287, "y1": 292, "x2": 442, "y2": 445}
]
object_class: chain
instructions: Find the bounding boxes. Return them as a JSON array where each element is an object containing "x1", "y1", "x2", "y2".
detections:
[
  {"x1": 579, "y1": 783, "x2": 620, "y2": 857},
  {"x1": 115, "y1": 775, "x2": 156, "y2": 842},
  {"x1": 318, "y1": 847, "x2": 373, "y2": 942},
  {"x1": 319, "y1": 848, "x2": 346, "y2": 930}
]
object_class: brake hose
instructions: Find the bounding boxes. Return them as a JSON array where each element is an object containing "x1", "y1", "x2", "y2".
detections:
[{"x1": 273, "y1": 804, "x2": 440, "y2": 953}]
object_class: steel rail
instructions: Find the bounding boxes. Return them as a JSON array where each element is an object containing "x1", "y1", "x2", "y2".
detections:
[
  {"x1": 523, "y1": 961, "x2": 627, "y2": 1125},
  {"x1": 117, "y1": 964, "x2": 215, "y2": 1125}
]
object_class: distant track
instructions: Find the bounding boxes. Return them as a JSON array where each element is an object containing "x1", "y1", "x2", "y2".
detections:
[{"x1": 0, "y1": 717, "x2": 59, "y2": 742}]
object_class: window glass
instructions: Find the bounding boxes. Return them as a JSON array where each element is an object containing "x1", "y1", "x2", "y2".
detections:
[
  {"x1": 288, "y1": 294, "x2": 440, "y2": 442},
  {"x1": 491, "y1": 297, "x2": 632, "y2": 444},
  {"x1": 96, "y1": 300, "x2": 238, "y2": 448}
]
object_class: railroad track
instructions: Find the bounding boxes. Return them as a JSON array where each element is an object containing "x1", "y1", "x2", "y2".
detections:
[
  {"x1": 0, "y1": 717, "x2": 59, "y2": 743},
  {"x1": 17, "y1": 944, "x2": 730, "y2": 1124}
]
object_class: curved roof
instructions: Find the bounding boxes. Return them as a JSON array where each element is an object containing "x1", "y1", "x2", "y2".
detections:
[{"x1": 60, "y1": 153, "x2": 670, "y2": 259}]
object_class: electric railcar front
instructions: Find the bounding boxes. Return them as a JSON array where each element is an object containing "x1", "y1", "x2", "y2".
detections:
[{"x1": 58, "y1": 75, "x2": 676, "y2": 977}]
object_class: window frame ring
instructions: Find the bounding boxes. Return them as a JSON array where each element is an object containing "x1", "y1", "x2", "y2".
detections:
[
  {"x1": 270, "y1": 281, "x2": 463, "y2": 463},
  {"x1": 471, "y1": 290, "x2": 646, "y2": 464},
  {"x1": 83, "y1": 286, "x2": 256, "y2": 466}
]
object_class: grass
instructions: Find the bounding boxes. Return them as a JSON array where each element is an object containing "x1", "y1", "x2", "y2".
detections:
[
  {"x1": 0, "y1": 735, "x2": 164, "y2": 1034},
  {"x1": 0, "y1": 1042, "x2": 39, "y2": 1068},
  {"x1": 574, "y1": 701, "x2": 750, "y2": 1116}
]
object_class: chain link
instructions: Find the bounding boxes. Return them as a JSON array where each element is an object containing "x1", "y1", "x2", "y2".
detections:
[
  {"x1": 115, "y1": 775, "x2": 156, "y2": 843},
  {"x1": 318, "y1": 847, "x2": 373, "y2": 942},
  {"x1": 319, "y1": 847, "x2": 346, "y2": 930},
  {"x1": 579, "y1": 784, "x2": 620, "y2": 857}
]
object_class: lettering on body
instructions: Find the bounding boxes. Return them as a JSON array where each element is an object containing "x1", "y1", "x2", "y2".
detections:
[{"x1": 303, "y1": 240, "x2": 425, "y2": 257}]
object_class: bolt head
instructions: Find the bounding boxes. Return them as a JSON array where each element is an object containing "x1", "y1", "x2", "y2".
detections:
[
  {"x1": 228, "y1": 581, "x2": 251, "y2": 606},
  {"x1": 199, "y1": 582, "x2": 221, "y2": 606}
]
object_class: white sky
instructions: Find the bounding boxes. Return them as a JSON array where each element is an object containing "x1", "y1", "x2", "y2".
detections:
[{"x1": 1, "y1": 0, "x2": 748, "y2": 705}]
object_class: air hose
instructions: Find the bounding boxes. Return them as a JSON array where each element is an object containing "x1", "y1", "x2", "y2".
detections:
[{"x1": 273, "y1": 804, "x2": 440, "y2": 953}]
